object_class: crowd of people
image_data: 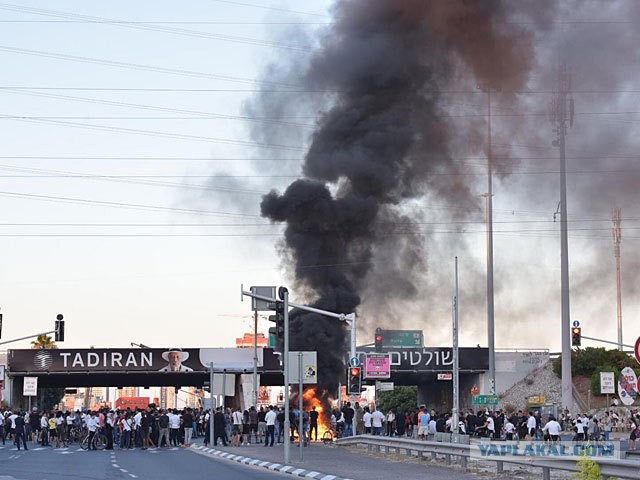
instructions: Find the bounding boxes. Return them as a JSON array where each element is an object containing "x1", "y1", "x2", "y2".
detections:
[
  {"x1": 0, "y1": 406, "x2": 210, "y2": 451},
  {"x1": 328, "y1": 403, "x2": 640, "y2": 448},
  {"x1": 3, "y1": 403, "x2": 638, "y2": 451}
]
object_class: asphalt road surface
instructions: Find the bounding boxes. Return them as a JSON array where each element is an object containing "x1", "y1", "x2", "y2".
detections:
[{"x1": 0, "y1": 443, "x2": 288, "y2": 480}]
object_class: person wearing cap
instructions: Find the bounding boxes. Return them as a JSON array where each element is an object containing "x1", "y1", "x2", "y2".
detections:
[{"x1": 158, "y1": 348, "x2": 193, "y2": 372}]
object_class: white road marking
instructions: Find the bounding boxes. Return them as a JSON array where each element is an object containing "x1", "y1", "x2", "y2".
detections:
[
  {"x1": 305, "y1": 472, "x2": 320, "y2": 478},
  {"x1": 129, "y1": 475, "x2": 137, "y2": 478},
  {"x1": 120, "y1": 468, "x2": 128, "y2": 473},
  {"x1": 292, "y1": 469, "x2": 305, "y2": 475},
  {"x1": 112, "y1": 464, "x2": 119, "y2": 468}
]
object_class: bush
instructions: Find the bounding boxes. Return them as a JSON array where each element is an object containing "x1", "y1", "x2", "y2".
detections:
[
  {"x1": 553, "y1": 348, "x2": 639, "y2": 384},
  {"x1": 574, "y1": 454, "x2": 603, "y2": 480}
]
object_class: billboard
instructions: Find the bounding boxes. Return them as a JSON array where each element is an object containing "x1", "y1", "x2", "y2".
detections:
[
  {"x1": 8, "y1": 347, "x2": 265, "y2": 374},
  {"x1": 357, "y1": 347, "x2": 489, "y2": 372},
  {"x1": 364, "y1": 353, "x2": 391, "y2": 379},
  {"x1": 618, "y1": 367, "x2": 638, "y2": 406}
]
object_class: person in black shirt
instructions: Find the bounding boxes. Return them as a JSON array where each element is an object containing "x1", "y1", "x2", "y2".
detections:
[
  {"x1": 213, "y1": 407, "x2": 227, "y2": 446},
  {"x1": 158, "y1": 410, "x2": 170, "y2": 447},
  {"x1": 309, "y1": 406, "x2": 319, "y2": 442},
  {"x1": 276, "y1": 408, "x2": 285, "y2": 444},
  {"x1": 342, "y1": 403, "x2": 355, "y2": 437},
  {"x1": 182, "y1": 409, "x2": 194, "y2": 447},
  {"x1": 14, "y1": 413, "x2": 28, "y2": 450}
]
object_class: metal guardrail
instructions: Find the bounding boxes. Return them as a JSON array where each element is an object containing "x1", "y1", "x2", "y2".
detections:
[{"x1": 336, "y1": 434, "x2": 640, "y2": 480}]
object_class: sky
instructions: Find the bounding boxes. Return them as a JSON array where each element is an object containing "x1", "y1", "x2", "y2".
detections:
[{"x1": 0, "y1": 0, "x2": 639, "y2": 354}]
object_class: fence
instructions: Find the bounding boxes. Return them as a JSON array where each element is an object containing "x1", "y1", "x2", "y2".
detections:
[{"x1": 336, "y1": 434, "x2": 640, "y2": 480}]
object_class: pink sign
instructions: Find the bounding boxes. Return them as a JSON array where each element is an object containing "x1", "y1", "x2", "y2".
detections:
[{"x1": 364, "y1": 353, "x2": 391, "y2": 379}]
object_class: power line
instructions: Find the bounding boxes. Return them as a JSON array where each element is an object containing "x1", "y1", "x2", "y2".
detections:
[
  {"x1": 0, "y1": 46, "x2": 303, "y2": 88},
  {"x1": 0, "y1": 190, "x2": 261, "y2": 218},
  {"x1": 2, "y1": 115, "x2": 304, "y2": 150},
  {"x1": 0, "y1": 3, "x2": 313, "y2": 52}
]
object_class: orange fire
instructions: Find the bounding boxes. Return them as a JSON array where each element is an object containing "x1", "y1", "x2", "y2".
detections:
[{"x1": 303, "y1": 387, "x2": 332, "y2": 441}]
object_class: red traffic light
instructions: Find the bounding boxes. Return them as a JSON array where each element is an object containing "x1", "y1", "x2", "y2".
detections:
[
  {"x1": 350, "y1": 367, "x2": 361, "y2": 377},
  {"x1": 375, "y1": 335, "x2": 383, "y2": 342}
]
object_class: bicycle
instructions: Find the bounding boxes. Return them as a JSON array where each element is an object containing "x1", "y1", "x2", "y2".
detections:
[
  {"x1": 68, "y1": 426, "x2": 85, "y2": 444},
  {"x1": 81, "y1": 431, "x2": 107, "y2": 451}
]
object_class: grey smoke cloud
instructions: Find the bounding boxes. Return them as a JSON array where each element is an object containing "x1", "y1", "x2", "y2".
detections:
[{"x1": 251, "y1": 1, "x2": 552, "y2": 402}]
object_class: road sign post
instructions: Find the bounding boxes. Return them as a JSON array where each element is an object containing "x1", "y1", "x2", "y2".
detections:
[{"x1": 472, "y1": 394, "x2": 499, "y2": 406}]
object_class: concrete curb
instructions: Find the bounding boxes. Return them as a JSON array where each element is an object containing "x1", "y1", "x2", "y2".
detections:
[{"x1": 190, "y1": 444, "x2": 353, "y2": 480}]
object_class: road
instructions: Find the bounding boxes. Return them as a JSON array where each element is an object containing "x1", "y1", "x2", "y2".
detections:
[{"x1": 0, "y1": 443, "x2": 288, "y2": 480}]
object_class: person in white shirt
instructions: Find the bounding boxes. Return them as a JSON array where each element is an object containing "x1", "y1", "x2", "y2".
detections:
[
  {"x1": 428, "y1": 418, "x2": 437, "y2": 435},
  {"x1": 504, "y1": 419, "x2": 515, "y2": 440},
  {"x1": 363, "y1": 409, "x2": 373, "y2": 434},
  {"x1": 264, "y1": 406, "x2": 277, "y2": 447},
  {"x1": 575, "y1": 415, "x2": 585, "y2": 441},
  {"x1": 40, "y1": 414, "x2": 50, "y2": 446},
  {"x1": 231, "y1": 408, "x2": 244, "y2": 446},
  {"x1": 486, "y1": 415, "x2": 495, "y2": 439},
  {"x1": 169, "y1": 409, "x2": 180, "y2": 447},
  {"x1": 526, "y1": 412, "x2": 537, "y2": 440},
  {"x1": 120, "y1": 413, "x2": 132, "y2": 449},
  {"x1": 371, "y1": 408, "x2": 385, "y2": 436},
  {"x1": 133, "y1": 410, "x2": 142, "y2": 447},
  {"x1": 543, "y1": 416, "x2": 561, "y2": 443},
  {"x1": 386, "y1": 410, "x2": 395, "y2": 436},
  {"x1": 86, "y1": 412, "x2": 99, "y2": 450}
]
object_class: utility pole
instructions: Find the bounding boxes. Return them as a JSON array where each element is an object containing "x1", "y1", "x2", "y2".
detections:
[
  {"x1": 550, "y1": 62, "x2": 574, "y2": 413},
  {"x1": 612, "y1": 207, "x2": 623, "y2": 350},
  {"x1": 479, "y1": 85, "x2": 498, "y2": 395},
  {"x1": 452, "y1": 257, "x2": 460, "y2": 433}
]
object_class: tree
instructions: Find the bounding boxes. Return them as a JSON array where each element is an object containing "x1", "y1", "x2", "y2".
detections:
[
  {"x1": 30, "y1": 334, "x2": 57, "y2": 350},
  {"x1": 376, "y1": 386, "x2": 418, "y2": 414}
]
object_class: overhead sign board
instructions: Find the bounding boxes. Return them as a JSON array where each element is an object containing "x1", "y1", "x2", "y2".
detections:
[
  {"x1": 472, "y1": 394, "x2": 499, "y2": 406},
  {"x1": 364, "y1": 353, "x2": 391, "y2": 379},
  {"x1": 600, "y1": 372, "x2": 615, "y2": 395},
  {"x1": 357, "y1": 347, "x2": 488, "y2": 372},
  {"x1": 8, "y1": 348, "x2": 267, "y2": 374},
  {"x1": 437, "y1": 373, "x2": 453, "y2": 381},
  {"x1": 23, "y1": 376, "x2": 38, "y2": 396},
  {"x1": 287, "y1": 351, "x2": 317, "y2": 384},
  {"x1": 378, "y1": 329, "x2": 423, "y2": 348}
]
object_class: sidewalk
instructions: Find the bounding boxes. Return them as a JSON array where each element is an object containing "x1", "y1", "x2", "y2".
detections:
[{"x1": 193, "y1": 439, "x2": 478, "y2": 480}]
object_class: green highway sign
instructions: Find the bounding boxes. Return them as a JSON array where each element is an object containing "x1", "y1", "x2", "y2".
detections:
[
  {"x1": 472, "y1": 394, "x2": 499, "y2": 406},
  {"x1": 378, "y1": 329, "x2": 423, "y2": 348}
]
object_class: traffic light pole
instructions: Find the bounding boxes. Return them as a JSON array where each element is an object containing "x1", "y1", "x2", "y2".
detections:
[
  {"x1": 241, "y1": 286, "x2": 355, "y2": 465},
  {"x1": 0, "y1": 329, "x2": 57, "y2": 346},
  {"x1": 581, "y1": 335, "x2": 635, "y2": 349}
]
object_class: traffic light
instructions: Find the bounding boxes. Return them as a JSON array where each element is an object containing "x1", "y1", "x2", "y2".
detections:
[
  {"x1": 55, "y1": 314, "x2": 65, "y2": 342},
  {"x1": 571, "y1": 327, "x2": 581, "y2": 347},
  {"x1": 268, "y1": 301, "x2": 286, "y2": 357},
  {"x1": 347, "y1": 366, "x2": 361, "y2": 395},
  {"x1": 375, "y1": 328, "x2": 384, "y2": 352},
  {"x1": 202, "y1": 381, "x2": 210, "y2": 393}
]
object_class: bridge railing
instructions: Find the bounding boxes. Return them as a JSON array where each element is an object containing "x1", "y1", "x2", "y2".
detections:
[{"x1": 336, "y1": 434, "x2": 640, "y2": 480}]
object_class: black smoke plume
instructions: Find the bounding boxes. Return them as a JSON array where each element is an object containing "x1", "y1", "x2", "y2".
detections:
[{"x1": 258, "y1": 0, "x2": 550, "y2": 407}]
